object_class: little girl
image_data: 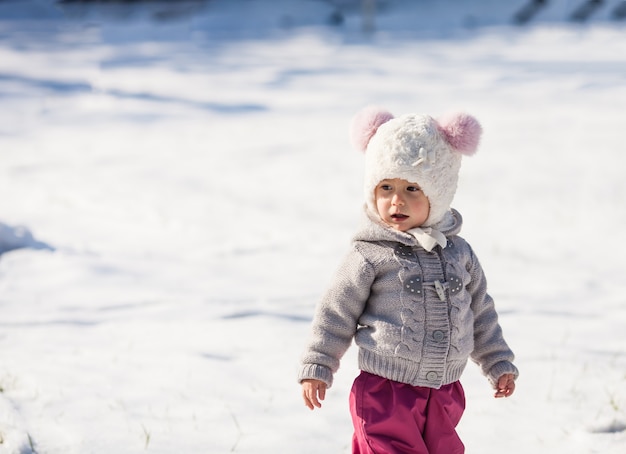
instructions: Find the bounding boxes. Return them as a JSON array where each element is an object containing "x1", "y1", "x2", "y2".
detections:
[{"x1": 298, "y1": 106, "x2": 518, "y2": 454}]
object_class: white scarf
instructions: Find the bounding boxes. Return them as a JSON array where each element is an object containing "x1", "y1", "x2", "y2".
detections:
[{"x1": 407, "y1": 226, "x2": 447, "y2": 252}]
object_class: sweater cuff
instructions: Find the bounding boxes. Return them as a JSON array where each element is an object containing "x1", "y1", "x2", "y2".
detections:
[
  {"x1": 487, "y1": 361, "x2": 519, "y2": 388},
  {"x1": 298, "y1": 364, "x2": 334, "y2": 388}
]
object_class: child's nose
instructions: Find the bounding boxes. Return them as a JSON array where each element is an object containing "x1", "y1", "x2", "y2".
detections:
[{"x1": 392, "y1": 193, "x2": 404, "y2": 205}]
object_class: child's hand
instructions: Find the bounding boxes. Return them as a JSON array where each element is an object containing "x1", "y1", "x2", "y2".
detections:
[
  {"x1": 494, "y1": 373, "x2": 516, "y2": 398},
  {"x1": 301, "y1": 379, "x2": 327, "y2": 410}
]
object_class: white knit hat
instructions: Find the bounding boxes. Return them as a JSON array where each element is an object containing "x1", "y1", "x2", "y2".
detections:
[{"x1": 349, "y1": 106, "x2": 482, "y2": 227}]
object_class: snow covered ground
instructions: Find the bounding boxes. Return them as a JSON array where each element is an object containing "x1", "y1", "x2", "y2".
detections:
[{"x1": 0, "y1": 0, "x2": 625, "y2": 452}]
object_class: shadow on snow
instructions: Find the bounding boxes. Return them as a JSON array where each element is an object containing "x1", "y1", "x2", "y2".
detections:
[{"x1": 0, "y1": 223, "x2": 54, "y2": 256}]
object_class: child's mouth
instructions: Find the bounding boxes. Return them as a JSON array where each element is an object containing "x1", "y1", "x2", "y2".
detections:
[{"x1": 391, "y1": 213, "x2": 408, "y2": 220}]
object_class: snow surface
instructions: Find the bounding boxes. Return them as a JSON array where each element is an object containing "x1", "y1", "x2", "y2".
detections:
[{"x1": 0, "y1": 0, "x2": 625, "y2": 453}]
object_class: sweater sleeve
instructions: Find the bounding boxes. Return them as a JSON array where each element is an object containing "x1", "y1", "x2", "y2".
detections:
[
  {"x1": 466, "y1": 246, "x2": 519, "y2": 387},
  {"x1": 298, "y1": 247, "x2": 375, "y2": 388}
]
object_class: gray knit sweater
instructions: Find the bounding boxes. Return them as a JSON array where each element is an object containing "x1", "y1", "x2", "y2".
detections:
[{"x1": 298, "y1": 209, "x2": 518, "y2": 389}]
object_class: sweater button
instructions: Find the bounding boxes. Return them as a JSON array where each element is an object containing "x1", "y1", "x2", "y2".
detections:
[
  {"x1": 433, "y1": 330, "x2": 445, "y2": 342},
  {"x1": 426, "y1": 371, "x2": 438, "y2": 381}
]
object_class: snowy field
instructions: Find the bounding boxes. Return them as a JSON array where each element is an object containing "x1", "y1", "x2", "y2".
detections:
[{"x1": 0, "y1": 0, "x2": 625, "y2": 452}]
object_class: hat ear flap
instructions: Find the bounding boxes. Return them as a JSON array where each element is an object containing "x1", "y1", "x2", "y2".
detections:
[
  {"x1": 437, "y1": 112, "x2": 482, "y2": 156},
  {"x1": 349, "y1": 106, "x2": 394, "y2": 152}
]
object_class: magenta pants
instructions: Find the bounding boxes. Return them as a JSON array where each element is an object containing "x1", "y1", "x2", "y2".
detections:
[{"x1": 349, "y1": 371, "x2": 465, "y2": 454}]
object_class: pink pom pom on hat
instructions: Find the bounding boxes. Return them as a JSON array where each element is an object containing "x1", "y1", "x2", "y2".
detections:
[
  {"x1": 349, "y1": 106, "x2": 395, "y2": 152},
  {"x1": 350, "y1": 106, "x2": 482, "y2": 227},
  {"x1": 437, "y1": 112, "x2": 482, "y2": 156}
]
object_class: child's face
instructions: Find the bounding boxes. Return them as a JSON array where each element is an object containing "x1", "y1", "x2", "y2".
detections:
[{"x1": 375, "y1": 178, "x2": 430, "y2": 231}]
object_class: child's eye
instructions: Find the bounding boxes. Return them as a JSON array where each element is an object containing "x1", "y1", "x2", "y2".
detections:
[
  {"x1": 380, "y1": 184, "x2": 392, "y2": 191},
  {"x1": 407, "y1": 186, "x2": 422, "y2": 192}
]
